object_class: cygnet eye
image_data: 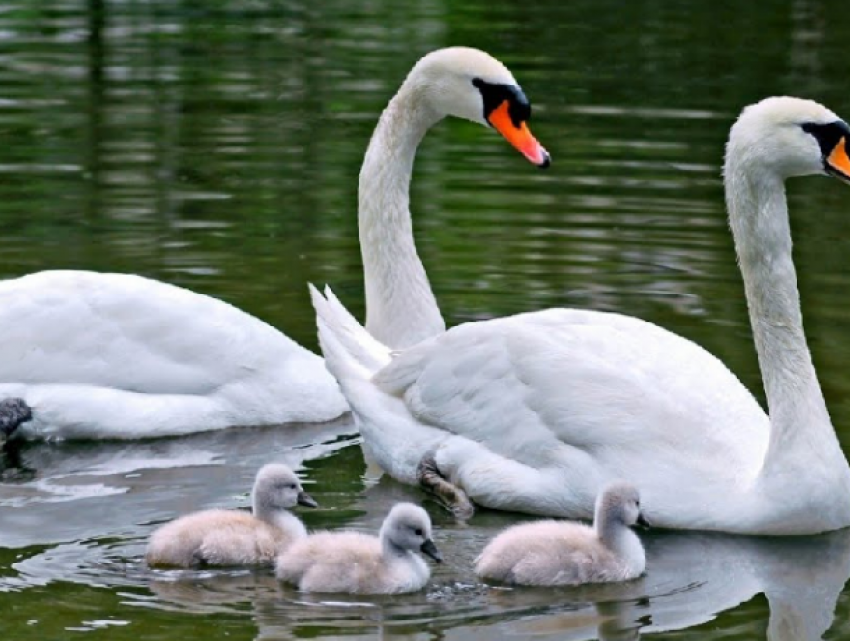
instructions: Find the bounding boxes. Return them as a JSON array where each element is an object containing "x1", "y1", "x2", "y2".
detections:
[
  {"x1": 288, "y1": 483, "x2": 297, "y2": 490},
  {"x1": 414, "y1": 528, "x2": 423, "y2": 536}
]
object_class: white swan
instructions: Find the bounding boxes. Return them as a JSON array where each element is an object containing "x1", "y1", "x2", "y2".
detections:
[
  {"x1": 146, "y1": 462, "x2": 316, "y2": 567},
  {"x1": 1, "y1": 47, "x2": 548, "y2": 440},
  {"x1": 311, "y1": 96, "x2": 850, "y2": 535},
  {"x1": 0, "y1": 271, "x2": 348, "y2": 439},
  {"x1": 475, "y1": 482, "x2": 646, "y2": 586},
  {"x1": 357, "y1": 47, "x2": 549, "y2": 348},
  {"x1": 275, "y1": 502, "x2": 442, "y2": 594}
]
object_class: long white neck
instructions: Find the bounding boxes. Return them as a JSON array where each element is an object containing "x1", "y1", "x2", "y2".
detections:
[
  {"x1": 724, "y1": 155, "x2": 844, "y2": 478},
  {"x1": 359, "y1": 80, "x2": 446, "y2": 349},
  {"x1": 379, "y1": 523, "x2": 412, "y2": 561},
  {"x1": 595, "y1": 508, "x2": 645, "y2": 576},
  {"x1": 270, "y1": 510, "x2": 307, "y2": 538},
  {"x1": 252, "y1": 492, "x2": 276, "y2": 523},
  {"x1": 381, "y1": 537, "x2": 409, "y2": 561},
  {"x1": 253, "y1": 499, "x2": 306, "y2": 538}
]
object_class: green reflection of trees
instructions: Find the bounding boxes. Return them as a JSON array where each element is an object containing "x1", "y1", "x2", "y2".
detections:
[
  {"x1": 2, "y1": 0, "x2": 850, "y2": 404},
  {"x1": 2, "y1": 579, "x2": 257, "y2": 641},
  {"x1": 4, "y1": 1, "x2": 850, "y2": 639}
]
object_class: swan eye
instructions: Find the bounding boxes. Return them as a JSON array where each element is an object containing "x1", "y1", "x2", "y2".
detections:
[
  {"x1": 802, "y1": 121, "x2": 850, "y2": 180},
  {"x1": 414, "y1": 528, "x2": 423, "y2": 536},
  {"x1": 801, "y1": 121, "x2": 850, "y2": 155},
  {"x1": 472, "y1": 77, "x2": 532, "y2": 127}
]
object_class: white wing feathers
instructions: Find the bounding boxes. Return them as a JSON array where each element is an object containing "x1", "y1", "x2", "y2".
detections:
[{"x1": 309, "y1": 285, "x2": 391, "y2": 384}]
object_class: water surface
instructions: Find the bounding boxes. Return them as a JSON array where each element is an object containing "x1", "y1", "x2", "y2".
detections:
[{"x1": 3, "y1": 0, "x2": 850, "y2": 639}]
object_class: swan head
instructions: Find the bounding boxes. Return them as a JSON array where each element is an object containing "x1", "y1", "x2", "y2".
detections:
[
  {"x1": 596, "y1": 481, "x2": 646, "y2": 528},
  {"x1": 726, "y1": 96, "x2": 850, "y2": 182},
  {"x1": 252, "y1": 463, "x2": 318, "y2": 514},
  {"x1": 407, "y1": 47, "x2": 550, "y2": 167},
  {"x1": 380, "y1": 502, "x2": 442, "y2": 563}
]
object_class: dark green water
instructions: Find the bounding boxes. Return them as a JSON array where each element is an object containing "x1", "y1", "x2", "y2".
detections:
[{"x1": 3, "y1": 0, "x2": 850, "y2": 638}]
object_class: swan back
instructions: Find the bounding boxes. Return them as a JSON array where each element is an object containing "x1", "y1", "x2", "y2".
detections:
[{"x1": 275, "y1": 502, "x2": 441, "y2": 594}]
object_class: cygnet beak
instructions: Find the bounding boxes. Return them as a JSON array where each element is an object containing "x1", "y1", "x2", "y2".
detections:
[
  {"x1": 297, "y1": 491, "x2": 319, "y2": 508},
  {"x1": 420, "y1": 538, "x2": 443, "y2": 563},
  {"x1": 636, "y1": 513, "x2": 651, "y2": 529}
]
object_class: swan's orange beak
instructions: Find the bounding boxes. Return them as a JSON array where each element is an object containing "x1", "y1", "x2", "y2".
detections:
[
  {"x1": 827, "y1": 136, "x2": 850, "y2": 181},
  {"x1": 487, "y1": 100, "x2": 550, "y2": 168}
]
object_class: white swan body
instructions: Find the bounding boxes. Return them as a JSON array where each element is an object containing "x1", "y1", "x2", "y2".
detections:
[
  {"x1": 312, "y1": 97, "x2": 850, "y2": 535},
  {"x1": 146, "y1": 463, "x2": 317, "y2": 567},
  {"x1": 0, "y1": 271, "x2": 347, "y2": 439},
  {"x1": 275, "y1": 502, "x2": 442, "y2": 594},
  {"x1": 1, "y1": 48, "x2": 547, "y2": 440},
  {"x1": 475, "y1": 482, "x2": 646, "y2": 586}
]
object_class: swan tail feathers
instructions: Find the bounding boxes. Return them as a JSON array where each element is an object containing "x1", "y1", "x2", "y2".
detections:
[{"x1": 309, "y1": 284, "x2": 391, "y2": 384}]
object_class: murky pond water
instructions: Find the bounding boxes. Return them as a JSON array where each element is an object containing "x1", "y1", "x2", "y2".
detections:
[{"x1": 3, "y1": 0, "x2": 850, "y2": 639}]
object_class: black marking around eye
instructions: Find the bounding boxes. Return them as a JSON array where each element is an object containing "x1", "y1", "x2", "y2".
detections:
[
  {"x1": 472, "y1": 77, "x2": 531, "y2": 127},
  {"x1": 801, "y1": 120, "x2": 850, "y2": 156}
]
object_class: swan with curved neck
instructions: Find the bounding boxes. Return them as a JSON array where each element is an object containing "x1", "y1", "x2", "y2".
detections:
[
  {"x1": 0, "y1": 47, "x2": 546, "y2": 439},
  {"x1": 724, "y1": 100, "x2": 850, "y2": 499},
  {"x1": 312, "y1": 96, "x2": 850, "y2": 534},
  {"x1": 359, "y1": 47, "x2": 549, "y2": 348}
]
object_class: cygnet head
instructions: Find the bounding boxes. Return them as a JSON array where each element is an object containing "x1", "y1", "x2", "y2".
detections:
[
  {"x1": 252, "y1": 463, "x2": 318, "y2": 515},
  {"x1": 380, "y1": 502, "x2": 442, "y2": 563},
  {"x1": 595, "y1": 482, "x2": 647, "y2": 529},
  {"x1": 726, "y1": 96, "x2": 850, "y2": 183},
  {"x1": 405, "y1": 47, "x2": 550, "y2": 167}
]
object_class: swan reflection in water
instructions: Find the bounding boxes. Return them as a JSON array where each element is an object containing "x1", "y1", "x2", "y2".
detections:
[
  {"x1": 0, "y1": 417, "x2": 357, "y2": 549},
  {"x1": 4, "y1": 422, "x2": 846, "y2": 640},
  {"x1": 147, "y1": 477, "x2": 850, "y2": 641},
  {"x1": 494, "y1": 528, "x2": 850, "y2": 641}
]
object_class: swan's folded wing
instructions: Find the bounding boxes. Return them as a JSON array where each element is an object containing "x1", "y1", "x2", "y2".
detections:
[{"x1": 372, "y1": 308, "x2": 768, "y2": 466}]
